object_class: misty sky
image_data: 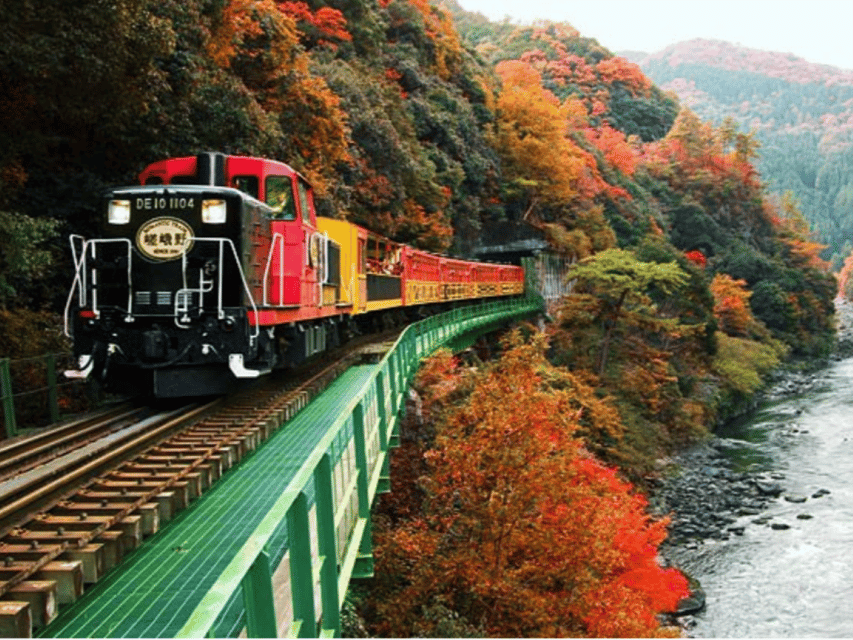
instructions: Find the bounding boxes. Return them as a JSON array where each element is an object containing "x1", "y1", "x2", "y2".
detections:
[{"x1": 454, "y1": 0, "x2": 853, "y2": 70}]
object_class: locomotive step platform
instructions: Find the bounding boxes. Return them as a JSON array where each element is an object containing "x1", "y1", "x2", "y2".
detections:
[{"x1": 40, "y1": 366, "x2": 376, "y2": 638}]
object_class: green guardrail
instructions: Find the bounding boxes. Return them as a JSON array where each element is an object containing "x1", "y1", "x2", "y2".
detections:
[
  {"x1": 176, "y1": 296, "x2": 542, "y2": 638},
  {"x1": 0, "y1": 353, "x2": 90, "y2": 438}
]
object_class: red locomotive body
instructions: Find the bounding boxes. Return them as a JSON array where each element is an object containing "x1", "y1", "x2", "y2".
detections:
[{"x1": 65, "y1": 153, "x2": 524, "y2": 397}]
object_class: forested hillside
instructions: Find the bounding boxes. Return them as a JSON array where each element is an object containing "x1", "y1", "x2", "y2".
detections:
[
  {"x1": 0, "y1": 1, "x2": 840, "y2": 636},
  {"x1": 628, "y1": 39, "x2": 853, "y2": 268}
]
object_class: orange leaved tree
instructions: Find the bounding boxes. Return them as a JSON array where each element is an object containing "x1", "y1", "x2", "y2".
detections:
[
  {"x1": 709, "y1": 273, "x2": 755, "y2": 337},
  {"x1": 373, "y1": 335, "x2": 687, "y2": 637}
]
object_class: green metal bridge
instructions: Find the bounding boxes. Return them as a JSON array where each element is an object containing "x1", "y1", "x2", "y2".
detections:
[{"x1": 39, "y1": 283, "x2": 548, "y2": 638}]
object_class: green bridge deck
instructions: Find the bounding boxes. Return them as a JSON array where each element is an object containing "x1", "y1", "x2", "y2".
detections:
[
  {"x1": 38, "y1": 294, "x2": 545, "y2": 638},
  {"x1": 40, "y1": 366, "x2": 377, "y2": 638}
]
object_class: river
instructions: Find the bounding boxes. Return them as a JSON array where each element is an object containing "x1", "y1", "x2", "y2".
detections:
[{"x1": 665, "y1": 356, "x2": 853, "y2": 637}]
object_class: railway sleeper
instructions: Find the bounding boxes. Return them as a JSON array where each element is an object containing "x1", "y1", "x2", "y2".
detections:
[
  {"x1": 109, "y1": 472, "x2": 204, "y2": 498},
  {"x1": 5, "y1": 530, "x2": 126, "y2": 570},
  {"x1": 110, "y1": 467, "x2": 212, "y2": 494},
  {"x1": 0, "y1": 601, "x2": 30, "y2": 637},
  {"x1": 0, "y1": 561, "x2": 83, "y2": 604},
  {"x1": 28, "y1": 515, "x2": 143, "y2": 552},
  {"x1": 144, "y1": 449, "x2": 233, "y2": 475},
  {"x1": 78, "y1": 489, "x2": 181, "y2": 524},
  {"x1": 63, "y1": 544, "x2": 106, "y2": 584},
  {"x1": 147, "y1": 463, "x2": 219, "y2": 489},
  {"x1": 155, "y1": 438, "x2": 251, "y2": 463},
  {"x1": 0, "y1": 580, "x2": 57, "y2": 628},
  {"x1": 0, "y1": 542, "x2": 104, "y2": 587},
  {"x1": 89, "y1": 479, "x2": 192, "y2": 507},
  {"x1": 52, "y1": 502, "x2": 161, "y2": 537}
]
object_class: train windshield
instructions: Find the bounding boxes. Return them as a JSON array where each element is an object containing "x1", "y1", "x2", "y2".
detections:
[{"x1": 265, "y1": 175, "x2": 296, "y2": 220}]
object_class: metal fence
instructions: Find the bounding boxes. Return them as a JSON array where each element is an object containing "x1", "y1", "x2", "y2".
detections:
[
  {"x1": 175, "y1": 297, "x2": 543, "y2": 638},
  {"x1": 0, "y1": 353, "x2": 92, "y2": 438}
]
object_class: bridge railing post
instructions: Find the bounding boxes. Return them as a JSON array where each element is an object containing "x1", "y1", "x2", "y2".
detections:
[
  {"x1": 1, "y1": 358, "x2": 16, "y2": 438},
  {"x1": 287, "y1": 491, "x2": 316, "y2": 638},
  {"x1": 46, "y1": 353, "x2": 60, "y2": 424},
  {"x1": 242, "y1": 548, "x2": 278, "y2": 638},
  {"x1": 375, "y1": 371, "x2": 390, "y2": 493},
  {"x1": 351, "y1": 402, "x2": 374, "y2": 578},
  {"x1": 314, "y1": 453, "x2": 341, "y2": 636}
]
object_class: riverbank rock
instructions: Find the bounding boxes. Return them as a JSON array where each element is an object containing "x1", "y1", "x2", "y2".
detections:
[
  {"x1": 755, "y1": 480, "x2": 784, "y2": 496},
  {"x1": 674, "y1": 577, "x2": 706, "y2": 616},
  {"x1": 648, "y1": 437, "x2": 801, "y2": 558}
]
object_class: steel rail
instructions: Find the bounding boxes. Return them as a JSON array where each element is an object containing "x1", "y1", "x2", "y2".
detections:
[
  {"x1": 0, "y1": 402, "x2": 217, "y2": 597},
  {"x1": 0, "y1": 404, "x2": 141, "y2": 479},
  {"x1": 0, "y1": 337, "x2": 380, "y2": 636},
  {"x1": 0, "y1": 403, "x2": 214, "y2": 525}
]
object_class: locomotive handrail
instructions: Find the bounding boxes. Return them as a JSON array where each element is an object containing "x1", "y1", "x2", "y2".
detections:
[
  {"x1": 63, "y1": 237, "x2": 133, "y2": 338},
  {"x1": 317, "y1": 232, "x2": 328, "y2": 307},
  {"x1": 262, "y1": 232, "x2": 286, "y2": 307},
  {"x1": 63, "y1": 234, "x2": 88, "y2": 337},
  {"x1": 176, "y1": 297, "x2": 543, "y2": 638},
  {"x1": 182, "y1": 237, "x2": 261, "y2": 345},
  {"x1": 69, "y1": 235, "x2": 87, "y2": 306}
]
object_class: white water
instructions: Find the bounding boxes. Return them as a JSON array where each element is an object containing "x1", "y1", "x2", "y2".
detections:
[{"x1": 667, "y1": 358, "x2": 853, "y2": 637}]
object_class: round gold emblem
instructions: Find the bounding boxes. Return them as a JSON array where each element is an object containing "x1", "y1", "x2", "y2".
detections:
[
  {"x1": 309, "y1": 233, "x2": 321, "y2": 267},
  {"x1": 136, "y1": 217, "x2": 194, "y2": 261}
]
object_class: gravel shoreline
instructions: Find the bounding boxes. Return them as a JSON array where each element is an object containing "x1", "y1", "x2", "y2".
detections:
[{"x1": 653, "y1": 298, "x2": 850, "y2": 623}]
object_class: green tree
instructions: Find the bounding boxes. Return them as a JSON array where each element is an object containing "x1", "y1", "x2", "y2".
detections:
[
  {"x1": 563, "y1": 248, "x2": 689, "y2": 376},
  {"x1": 0, "y1": 211, "x2": 59, "y2": 309}
]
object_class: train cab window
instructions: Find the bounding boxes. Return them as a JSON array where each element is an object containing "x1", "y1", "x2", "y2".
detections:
[
  {"x1": 296, "y1": 179, "x2": 311, "y2": 224},
  {"x1": 265, "y1": 175, "x2": 296, "y2": 220},
  {"x1": 232, "y1": 175, "x2": 259, "y2": 200}
]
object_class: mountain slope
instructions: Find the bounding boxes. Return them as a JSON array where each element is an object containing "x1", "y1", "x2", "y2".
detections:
[{"x1": 628, "y1": 39, "x2": 853, "y2": 266}]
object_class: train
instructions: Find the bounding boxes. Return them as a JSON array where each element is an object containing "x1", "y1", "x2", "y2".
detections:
[{"x1": 63, "y1": 152, "x2": 525, "y2": 397}]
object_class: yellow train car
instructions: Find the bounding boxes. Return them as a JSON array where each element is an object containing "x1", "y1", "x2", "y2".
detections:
[
  {"x1": 317, "y1": 217, "x2": 405, "y2": 315},
  {"x1": 318, "y1": 217, "x2": 525, "y2": 320}
]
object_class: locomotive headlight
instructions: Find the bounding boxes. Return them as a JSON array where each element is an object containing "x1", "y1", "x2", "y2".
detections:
[
  {"x1": 201, "y1": 199, "x2": 227, "y2": 224},
  {"x1": 108, "y1": 199, "x2": 131, "y2": 224}
]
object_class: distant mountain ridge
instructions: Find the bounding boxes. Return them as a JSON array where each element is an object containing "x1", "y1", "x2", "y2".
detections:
[
  {"x1": 627, "y1": 38, "x2": 853, "y2": 85},
  {"x1": 625, "y1": 38, "x2": 853, "y2": 266}
]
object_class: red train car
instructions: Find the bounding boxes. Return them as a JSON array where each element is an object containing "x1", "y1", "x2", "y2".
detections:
[{"x1": 64, "y1": 153, "x2": 524, "y2": 397}]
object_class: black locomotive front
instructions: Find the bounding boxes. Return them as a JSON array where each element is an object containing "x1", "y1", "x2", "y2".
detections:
[{"x1": 65, "y1": 184, "x2": 273, "y2": 397}]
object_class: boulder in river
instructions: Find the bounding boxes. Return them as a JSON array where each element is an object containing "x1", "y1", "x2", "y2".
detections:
[{"x1": 755, "y1": 480, "x2": 784, "y2": 496}]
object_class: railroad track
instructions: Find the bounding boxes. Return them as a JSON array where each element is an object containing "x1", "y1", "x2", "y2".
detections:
[
  {"x1": 0, "y1": 340, "x2": 386, "y2": 637},
  {"x1": 0, "y1": 404, "x2": 143, "y2": 483}
]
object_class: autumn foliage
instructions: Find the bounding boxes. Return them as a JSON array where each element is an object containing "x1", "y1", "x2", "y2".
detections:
[
  {"x1": 370, "y1": 338, "x2": 687, "y2": 638},
  {"x1": 0, "y1": 4, "x2": 838, "y2": 632},
  {"x1": 838, "y1": 252, "x2": 853, "y2": 300},
  {"x1": 710, "y1": 274, "x2": 754, "y2": 337}
]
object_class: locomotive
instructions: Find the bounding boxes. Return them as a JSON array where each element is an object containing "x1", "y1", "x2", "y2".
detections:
[{"x1": 64, "y1": 152, "x2": 524, "y2": 397}]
